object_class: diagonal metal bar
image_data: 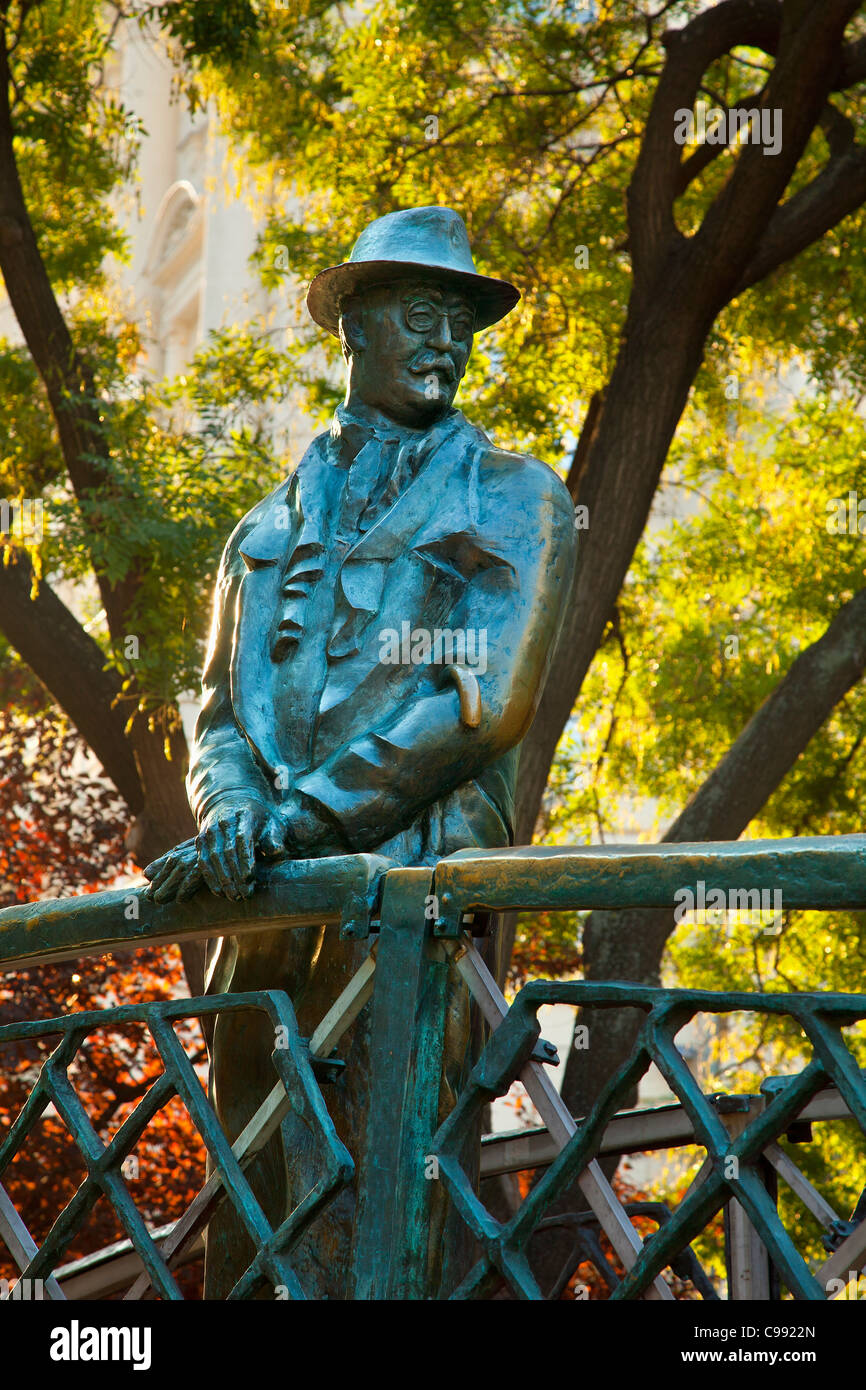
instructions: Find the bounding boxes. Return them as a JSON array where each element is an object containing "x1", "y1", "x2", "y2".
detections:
[
  {"x1": 722, "y1": 1166, "x2": 824, "y2": 1301},
  {"x1": 26, "y1": 1064, "x2": 182, "y2": 1299},
  {"x1": 0, "y1": 1028, "x2": 81, "y2": 1171},
  {"x1": 609, "y1": 1062, "x2": 830, "y2": 1300},
  {"x1": 125, "y1": 958, "x2": 375, "y2": 1299},
  {"x1": 308, "y1": 941, "x2": 377, "y2": 1059},
  {"x1": 448, "y1": 1255, "x2": 505, "y2": 1300},
  {"x1": 146, "y1": 1014, "x2": 276, "y2": 1257},
  {"x1": 797, "y1": 1020, "x2": 866, "y2": 1132},
  {"x1": 123, "y1": 1080, "x2": 291, "y2": 1301},
  {"x1": 447, "y1": 938, "x2": 674, "y2": 1300},
  {"x1": 817, "y1": 1217, "x2": 866, "y2": 1292},
  {"x1": 0, "y1": 1183, "x2": 66, "y2": 1301},
  {"x1": 505, "y1": 1034, "x2": 653, "y2": 1246},
  {"x1": 763, "y1": 1142, "x2": 840, "y2": 1231}
]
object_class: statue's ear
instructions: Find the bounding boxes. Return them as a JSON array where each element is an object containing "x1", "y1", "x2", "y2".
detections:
[{"x1": 340, "y1": 299, "x2": 368, "y2": 356}]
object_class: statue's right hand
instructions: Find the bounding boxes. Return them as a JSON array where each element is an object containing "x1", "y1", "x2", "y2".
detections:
[{"x1": 196, "y1": 797, "x2": 284, "y2": 900}]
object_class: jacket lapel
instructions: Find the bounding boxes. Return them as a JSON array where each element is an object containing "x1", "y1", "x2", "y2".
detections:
[{"x1": 231, "y1": 435, "x2": 338, "y2": 773}]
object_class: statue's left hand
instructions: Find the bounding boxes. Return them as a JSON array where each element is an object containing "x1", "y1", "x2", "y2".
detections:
[
  {"x1": 142, "y1": 794, "x2": 343, "y2": 903},
  {"x1": 143, "y1": 797, "x2": 284, "y2": 902}
]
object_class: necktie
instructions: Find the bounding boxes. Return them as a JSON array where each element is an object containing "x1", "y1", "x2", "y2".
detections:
[
  {"x1": 358, "y1": 437, "x2": 421, "y2": 531},
  {"x1": 336, "y1": 422, "x2": 422, "y2": 540}
]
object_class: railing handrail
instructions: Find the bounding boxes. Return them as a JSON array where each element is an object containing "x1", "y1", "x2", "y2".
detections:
[
  {"x1": 0, "y1": 852, "x2": 393, "y2": 972},
  {"x1": 432, "y1": 832, "x2": 866, "y2": 934},
  {"x1": 3, "y1": 832, "x2": 865, "y2": 970}
]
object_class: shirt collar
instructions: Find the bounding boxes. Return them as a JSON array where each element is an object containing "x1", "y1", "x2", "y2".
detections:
[{"x1": 331, "y1": 403, "x2": 459, "y2": 461}]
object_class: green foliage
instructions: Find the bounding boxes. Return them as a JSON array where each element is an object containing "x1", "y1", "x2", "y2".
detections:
[
  {"x1": 33, "y1": 320, "x2": 293, "y2": 710},
  {"x1": 546, "y1": 394, "x2": 866, "y2": 844},
  {"x1": 157, "y1": 1, "x2": 866, "y2": 458},
  {"x1": 6, "y1": 0, "x2": 140, "y2": 290},
  {"x1": 0, "y1": 345, "x2": 62, "y2": 495}
]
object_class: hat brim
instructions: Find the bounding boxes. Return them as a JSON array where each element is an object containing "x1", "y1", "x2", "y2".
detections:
[{"x1": 306, "y1": 259, "x2": 520, "y2": 336}]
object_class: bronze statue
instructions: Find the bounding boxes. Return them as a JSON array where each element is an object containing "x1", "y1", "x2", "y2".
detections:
[{"x1": 144, "y1": 206, "x2": 576, "y2": 1297}]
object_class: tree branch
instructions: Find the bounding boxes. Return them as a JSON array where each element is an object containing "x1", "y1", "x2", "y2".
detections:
[
  {"x1": 734, "y1": 136, "x2": 866, "y2": 292},
  {"x1": 693, "y1": 0, "x2": 861, "y2": 302},
  {"x1": 673, "y1": 87, "x2": 768, "y2": 196},
  {"x1": 0, "y1": 550, "x2": 142, "y2": 809},
  {"x1": 532, "y1": 583, "x2": 866, "y2": 1294},
  {"x1": 628, "y1": 0, "x2": 782, "y2": 282},
  {"x1": 565, "y1": 388, "x2": 605, "y2": 501},
  {"x1": 665, "y1": 586, "x2": 866, "y2": 845}
]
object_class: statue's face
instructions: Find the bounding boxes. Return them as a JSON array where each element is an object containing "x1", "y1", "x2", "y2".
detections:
[{"x1": 342, "y1": 279, "x2": 475, "y2": 427}]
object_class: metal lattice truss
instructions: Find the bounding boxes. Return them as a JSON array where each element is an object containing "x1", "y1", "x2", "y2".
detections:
[
  {"x1": 431, "y1": 943, "x2": 866, "y2": 1301},
  {"x1": 0, "y1": 964, "x2": 377, "y2": 1301},
  {"x1": 3, "y1": 837, "x2": 866, "y2": 1300}
]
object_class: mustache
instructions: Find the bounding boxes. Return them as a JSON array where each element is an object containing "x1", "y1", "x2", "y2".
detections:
[{"x1": 409, "y1": 355, "x2": 458, "y2": 383}]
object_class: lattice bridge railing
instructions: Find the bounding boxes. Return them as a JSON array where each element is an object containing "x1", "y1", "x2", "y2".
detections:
[{"x1": 0, "y1": 835, "x2": 864, "y2": 1299}]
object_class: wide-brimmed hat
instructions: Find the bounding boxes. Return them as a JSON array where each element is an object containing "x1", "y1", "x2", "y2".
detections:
[{"x1": 306, "y1": 206, "x2": 520, "y2": 336}]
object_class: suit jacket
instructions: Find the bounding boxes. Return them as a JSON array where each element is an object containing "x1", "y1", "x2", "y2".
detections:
[{"x1": 186, "y1": 406, "x2": 576, "y2": 866}]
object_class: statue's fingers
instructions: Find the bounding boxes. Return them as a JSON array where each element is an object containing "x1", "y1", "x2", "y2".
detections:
[
  {"x1": 145, "y1": 835, "x2": 196, "y2": 877},
  {"x1": 174, "y1": 865, "x2": 205, "y2": 903},
  {"x1": 199, "y1": 822, "x2": 221, "y2": 857},
  {"x1": 221, "y1": 827, "x2": 244, "y2": 891},
  {"x1": 143, "y1": 855, "x2": 169, "y2": 882},
  {"x1": 235, "y1": 810, "x2": 256, "y2": 882},
  {"x1": 196, "y1": 842, "x2": 224, "y2": 896},
  {"x1": 206, "y1": 816, "x2": 241, "y2": 880},
  {"x1": 197, "y1": 837, "x2": 237, "y2": 898},
  {"x1": 151, "y1": 861, "x2": 191, "y2": 904},
  {"x1": 144, "y1": 836, "x2": 198, "y2": 889},
  {"x1": 143, "y1": 854, "x2": 179, "y2": 893}
]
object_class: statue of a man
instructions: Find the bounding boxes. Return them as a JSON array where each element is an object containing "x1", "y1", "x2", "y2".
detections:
[{"x1": 144, "y1": 206, "x2": 576, "y2": 1296}]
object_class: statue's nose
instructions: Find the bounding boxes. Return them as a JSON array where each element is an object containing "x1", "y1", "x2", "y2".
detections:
[{"x1": 427, "y1": 313, "x2": 454, "y2": 351}]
